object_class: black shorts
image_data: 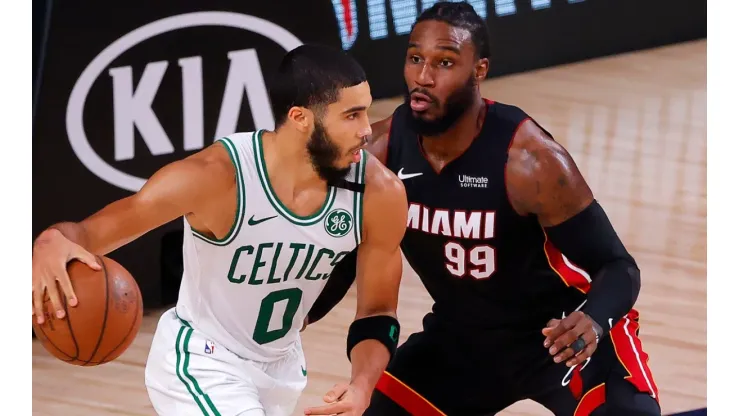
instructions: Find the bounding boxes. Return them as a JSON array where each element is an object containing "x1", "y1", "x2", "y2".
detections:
[{"x1": 365, "y1": 310, "x2": 660, "y2": 416}]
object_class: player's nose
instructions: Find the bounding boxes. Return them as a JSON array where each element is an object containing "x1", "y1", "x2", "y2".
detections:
[
  {"x1": 358, "y1": 119, "x2": 372, "y2": 139},
  {"x1": 415, "y1": 63, "x2": 435, "y2": 88}
]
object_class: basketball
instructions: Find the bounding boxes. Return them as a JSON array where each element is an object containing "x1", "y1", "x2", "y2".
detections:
[{"x1": 32, "y1": 256, "x2": 143, "y2": 366}]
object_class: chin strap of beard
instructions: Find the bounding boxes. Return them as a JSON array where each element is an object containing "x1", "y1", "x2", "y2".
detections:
[{"x1": 329, "y1": 179, "x2": 365, "y2": 193}]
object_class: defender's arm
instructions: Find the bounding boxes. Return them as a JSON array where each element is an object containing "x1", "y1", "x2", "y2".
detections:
[{"x1": 505, "y1": 119, "x2": 640, "y2": 364}]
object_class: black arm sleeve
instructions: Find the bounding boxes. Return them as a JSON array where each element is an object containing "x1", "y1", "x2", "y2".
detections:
[
  {"x1": 306, "y1": 248, "x2": 358, "y2": 325},
  {"x1": 543, "y1": 200, "x2": 641, "y2": 333}
]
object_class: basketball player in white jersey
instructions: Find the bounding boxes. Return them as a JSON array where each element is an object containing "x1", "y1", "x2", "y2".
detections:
[{"x1": 31, "y1": 45, "x2": 408, "y2": 416}]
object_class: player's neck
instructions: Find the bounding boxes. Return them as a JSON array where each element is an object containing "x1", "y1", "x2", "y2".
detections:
[
  {"x1": 263, "y1": 130, "x2": 326, "y2": 191},
  {"x1": 420, "y1": 97, "x2": 486, "y2": 162}
]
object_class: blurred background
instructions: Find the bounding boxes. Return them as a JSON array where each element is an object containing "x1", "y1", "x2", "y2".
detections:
[{"x1": 32, "y1": 1, "x2": 706, "y2": 415}]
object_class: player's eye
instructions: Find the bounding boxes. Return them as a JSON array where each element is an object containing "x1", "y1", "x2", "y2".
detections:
[
  {"x1": 440, "y1": 59, "x2": 454, "y2": 68},
  {"x1": 409, "y1": 55, "x2": 422, "y2": 64},
  {"x1": 347, "y1": 113, "x2": 357, "y2": 120}
]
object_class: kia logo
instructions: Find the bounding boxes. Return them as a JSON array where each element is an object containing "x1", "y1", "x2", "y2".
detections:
[{"x1": 66, "y1": 11, "x2": 302, "y2": 192}]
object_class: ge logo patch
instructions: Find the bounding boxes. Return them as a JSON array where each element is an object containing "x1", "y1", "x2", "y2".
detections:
[{"x1": 324, "y1": 209, "x2": 353, "y2": 238}]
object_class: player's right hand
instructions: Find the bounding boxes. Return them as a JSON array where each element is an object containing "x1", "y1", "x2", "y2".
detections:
[{"x1": 32, "y1": 228, "x2": 101, "y2": 324}]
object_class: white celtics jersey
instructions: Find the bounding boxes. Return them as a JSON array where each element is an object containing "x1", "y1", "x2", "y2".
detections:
[{"x1": 175, "y1": 130, "x2": 366, "y2": 361}]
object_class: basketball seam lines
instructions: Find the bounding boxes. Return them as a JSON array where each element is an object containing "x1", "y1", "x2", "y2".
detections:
[
  {"x1": 61, "y1": 284, "x2": 81, "y2": 360},
  {"x1": 82, "y1": 256, "x2": 109, "y2": 365},
  {"x1": 98, "y1": 281, "x2": 142, "y2": 364},
  {"x1": 35, "y1": 323, "x2": 76, "y2": 361}
]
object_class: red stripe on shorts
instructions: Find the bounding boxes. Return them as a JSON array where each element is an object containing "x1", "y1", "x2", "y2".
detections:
[
  {"x1": 375, "y1": 371, "x2": 446, "y2": 416},
  {"x1": 573, "y1": 383, "x2": 606, "y2": 416},
  {"x1": 610, "y1": 310, "x2": 660, "y2": 402}
]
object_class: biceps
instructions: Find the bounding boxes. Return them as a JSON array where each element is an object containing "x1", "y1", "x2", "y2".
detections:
[
  {"x1": 80, "y1": 163, "x2": 198, "y2": 253},
  {"x1": 533, "y1": 150, "x2": 594, "y2": 227}
]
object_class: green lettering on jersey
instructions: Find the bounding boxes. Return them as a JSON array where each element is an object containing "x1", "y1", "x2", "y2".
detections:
[
  {"x1": 283, "y1": 243, "x2": 306, "y2": 282},
  {"x1": 266, "y1": 242, "x2": 283, "y2": 284},
  {"x1": 248, "y1": 242, "x2": 274, "y2": 285},
  {"x1": 227, "y1": 242, "x2": 344, "y2": 285},
  {"x1": 227, "y1": 245, "x2": 254, "y2": 283},
  {"x1": 305, "y1": 248, "x2": 335, "y2": 280},
  {"x1": 294, "y1": 245, "x2": 315, "y2": 280}
]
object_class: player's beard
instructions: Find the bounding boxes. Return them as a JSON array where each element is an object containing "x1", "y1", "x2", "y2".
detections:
[
  {"x1": 404, "y1": 75, "x2": 477, "y2": 137},
  {"x1": 306, "y1": 120, "x2": 352, "y2": 184}
]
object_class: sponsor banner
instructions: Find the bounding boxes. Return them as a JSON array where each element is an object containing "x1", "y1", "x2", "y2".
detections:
[
  {"x1": 33, "y1": 1, "x2": 341, "y2": 306},
  {"x1": 34, "y1": 0, "x2": 705, "y2": 306},
  {"x1": 330, "y1": 0, "x2": 707, "y2": 98}
]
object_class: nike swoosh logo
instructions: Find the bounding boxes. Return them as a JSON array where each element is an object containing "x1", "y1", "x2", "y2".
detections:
[
  {"x1": 397, "y1": 168, "x2": 423, "y2": 180},
  {"x1": 247, "y1": 215, "x2": 277, "y2": 226},
  {"x1": 301, "y1": 366, "x2": 307, "y2": 376}
]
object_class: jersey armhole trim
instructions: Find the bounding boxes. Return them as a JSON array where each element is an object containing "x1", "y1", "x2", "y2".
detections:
[
  {"x1": 191, "y1": 137, "x2": 247, "y2": 246},
  {"x1": 353, "y1": 150, "x2": 368, "y2": 245}
]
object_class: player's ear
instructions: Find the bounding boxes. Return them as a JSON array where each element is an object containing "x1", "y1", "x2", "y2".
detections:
[
  {"x1": 287, "y1": 106, "x2": 312, "y2": 133},
  {"x1": 475, "y1": 58, "x2": 489, "y2": 82}
]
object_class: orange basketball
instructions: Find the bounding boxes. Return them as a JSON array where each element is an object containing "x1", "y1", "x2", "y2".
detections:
[{"x1": 32, "y1": 256, "x2": 143, "y2": 366}]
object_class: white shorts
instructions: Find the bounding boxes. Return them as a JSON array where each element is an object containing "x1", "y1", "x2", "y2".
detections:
[{"x1": 144, "y1": 308, "x2": 307, "y2": 416}]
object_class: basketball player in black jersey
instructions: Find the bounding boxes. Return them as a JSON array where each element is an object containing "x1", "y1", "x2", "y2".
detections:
[{"x1": 305, "y1": 3, "x2": 661, "y2": 415}]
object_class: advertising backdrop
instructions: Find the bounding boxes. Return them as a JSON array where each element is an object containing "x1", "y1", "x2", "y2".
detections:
[
  {"x1": 331, "y1": 0, "x2": 707, "y2": 98},
  {"x1": 33, "y1": 1, "x2": 341, "y2": 306},
  {"x1": 33, "y1": 0, "x2": 706, "y2": 307}
]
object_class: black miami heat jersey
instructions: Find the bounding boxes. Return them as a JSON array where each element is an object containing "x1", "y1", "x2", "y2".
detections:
[{"x1": 386, "y1": 101, "x2": 588, "y2": 330}]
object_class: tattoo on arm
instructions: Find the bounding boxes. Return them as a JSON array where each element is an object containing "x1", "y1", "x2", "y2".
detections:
[{"x1": 506, "y1": 120, "x2": 594, "y2": 227}]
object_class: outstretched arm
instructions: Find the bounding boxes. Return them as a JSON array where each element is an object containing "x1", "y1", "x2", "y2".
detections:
[
  {"x1": 506, "y1": 119, "x2": 640, "y2": 367},
  {"x1": 32, "y1": 143, "x2": 235, "y2": 323},
  {"x1": 305, "y1": 154, "x2": 408, "y2": 415}
]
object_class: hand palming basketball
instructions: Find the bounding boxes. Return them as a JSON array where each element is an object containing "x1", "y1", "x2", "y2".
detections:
[{"x1": 32, "y1": 228, "x2": 101, "y2": 324}]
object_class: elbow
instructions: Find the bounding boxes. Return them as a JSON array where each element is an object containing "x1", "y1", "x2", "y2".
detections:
[
  {"x1": 610, "y1": 255, "x2": 641, "y2": 306},
  {"x1": 626, "y1": 260, "x2": 641, "y2": 306}
]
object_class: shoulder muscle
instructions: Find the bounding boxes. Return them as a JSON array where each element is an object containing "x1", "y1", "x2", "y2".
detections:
[
  {"x1": 78, "y1": 143, "x2": 235, "y2": 253},
  {"x1": 361, "y1": 153, "x2": 407, "y2": 245},
  {"x1": 505, "y1": 119, "x2": 593, "y2": 226}
]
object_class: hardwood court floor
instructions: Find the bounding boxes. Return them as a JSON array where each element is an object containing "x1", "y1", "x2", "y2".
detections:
[{"x1": 32, "y1": 40, "x2": 706, "y2": 415}]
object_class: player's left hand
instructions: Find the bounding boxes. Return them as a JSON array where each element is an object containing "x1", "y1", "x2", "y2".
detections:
[
  {"x1": 542, "y1": 311, "x2": 603, "y2": 367},
  {"x1": 304, "y1": 382, "x2": 369, "y2": 415}
]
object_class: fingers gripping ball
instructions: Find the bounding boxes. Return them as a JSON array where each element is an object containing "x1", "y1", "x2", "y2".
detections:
[{"x1": 32, "y1": 256, "x2": 143, "y2": 366}]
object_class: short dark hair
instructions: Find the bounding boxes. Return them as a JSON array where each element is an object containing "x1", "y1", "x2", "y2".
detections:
[
  {"x1": 413, "y1": 1, "x2": 491, "y2": 59},
  {"x1": 269, "y1": 44, "x2": 367, "y2": 128}
]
